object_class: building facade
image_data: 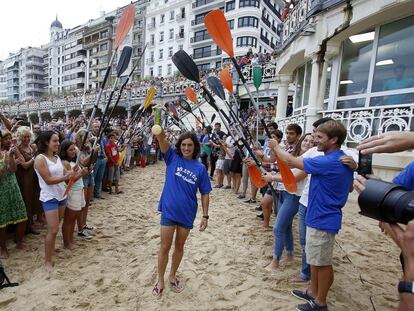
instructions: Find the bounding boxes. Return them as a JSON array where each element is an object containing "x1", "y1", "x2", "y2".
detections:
[
  {"x1": 0, "y1": 62, "x2": 7, "y2": 102},
  {"x1": 144, "y1": 0, "x2": 192, "y2": 78}
]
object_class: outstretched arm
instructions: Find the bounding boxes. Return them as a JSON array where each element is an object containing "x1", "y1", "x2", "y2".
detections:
[
  {"x1": 357, "y1": 131, "x2": 414, "y2": 155},
  {"x1": 268, "y1": 139, "x2": 304, "y2": 170},
  {"x1": 154, "y1": 128, "x2": 170, "y2": 154}
]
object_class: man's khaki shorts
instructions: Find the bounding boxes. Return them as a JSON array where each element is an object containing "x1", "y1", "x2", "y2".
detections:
[{"x1": 305, "y1": 227, "x2": 336, "y2": 266}]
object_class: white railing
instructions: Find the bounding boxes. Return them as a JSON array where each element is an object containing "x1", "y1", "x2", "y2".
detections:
[
  {"x1": 282, "y1": 0, "x2": 311, "y2": 45},
  {"x1": 321, "y1": 104, "x2": 414, "y2": 144},
  {"x1": 277, "y1": 113, "x2": 307, "y2": 135}
]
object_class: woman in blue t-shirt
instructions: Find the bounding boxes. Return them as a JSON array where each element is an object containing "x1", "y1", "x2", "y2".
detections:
[{"x1": 152, "y1": 128, "x2": 212, "y2": 299}]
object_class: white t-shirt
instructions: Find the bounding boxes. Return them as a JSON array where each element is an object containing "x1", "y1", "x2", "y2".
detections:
[
  {"x1": 299, "y1": 146, "x2": 358, "y2": 207},
  {"x1": 225, "y1": 136, "x2": 235, "y2": 159}
]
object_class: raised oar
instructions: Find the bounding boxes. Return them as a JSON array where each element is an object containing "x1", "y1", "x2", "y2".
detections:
[
  {"x1": 185, "y1": 87, "x2": 198, "y2": 104},
  {"x1": 97, "y1": 46, "x2": 132, "y2": 140},
  {"x1": 220, "y1": 66, "x2": 240, "y2": 120},
  {"x1": 167, "y1": 102, "x2": 189, "y2": 132},
  {"x1": 205, "y1": 9, "x2": 297, "y2": 193},
  {"x1": 128, "y1": 87, "x2": 157, "y2": 140},
  {"x1": 178, "y1": 98, "x2": 205, "y2": 128},
  {"x1": 206, "y1": 76, "x2": 268, "y2": 189},
  {"x1": 100, "y1": 43, "x2": 148, "y2": 139},
  {"x1": 252, "y1": 65, "x2": 262, "y2": 144}
]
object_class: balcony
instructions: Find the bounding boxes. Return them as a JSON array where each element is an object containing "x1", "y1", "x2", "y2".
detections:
[
  {"x1": 146, "y1": 58, "x2": 155, "y2": 65},
  {"x1": 191, "y1": 19, "x2": 204, "y2": 27},
  {"x1": 190, "y1": 34, "x2": 212, "y2": 44},
  {"x1": 176, "y1": 13, "x2": 186, "y2": 21},
  {"x1": 263, "y1": 0, "x2": 282, "y2": 19},
  {"x1": 147, "y1": 22, "x2": 156, "y2": 30},
  {"x1": 192, "y1": 0, "x2": 223, "y2": 11},
  {"x1": 176, "y1": 33, "x2": 185, "y2": 40},
  {"x1": 261, "y1": 16, "x2": 271, "y2": 28},
  {"x1": 260, "y1": 34, "x2": 270, "y2": 45},
  {"x1": 192, "y1": 49, "x2": 222, "y2": 60}
]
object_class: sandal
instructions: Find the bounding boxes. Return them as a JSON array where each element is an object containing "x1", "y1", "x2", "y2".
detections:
[
  {"x1": 152, "y1": 283, "x2": 164, "y2": 299},
  {"x1": 169, "y1": 278, "x2": 184, "y2": 293}
]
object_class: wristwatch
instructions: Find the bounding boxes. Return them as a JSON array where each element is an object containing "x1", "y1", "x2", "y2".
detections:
[
  {"x1": 203, "y1": 215, "x2": 209, "y2": 219},
  {"x1": 398, "y1": 281, "x2": 414, "y2": 294}
]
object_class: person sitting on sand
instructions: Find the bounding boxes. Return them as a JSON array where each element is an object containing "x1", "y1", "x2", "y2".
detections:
[{"x1": 152, "y1": 128, "x2": 212, "y2": 299}]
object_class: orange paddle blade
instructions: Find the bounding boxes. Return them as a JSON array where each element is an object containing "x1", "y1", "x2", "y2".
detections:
[
  {"x1": 185, "y1": 87, "x2": 197, "y2": 103},
  {"x1": 204, "y1": 9, "x2": 234, "y2": 57},
  {"x1": 143, "y1": 87, "x2": 156, "y2": 110},
  {"x1": 114, "y1": 4, "x2": 136, "y2": 49},
  {"x1": 63, "y1": 164, "x2": 79, "y2": 197},
  {"x1": 247, "y1": 166, "x2": 267, "y2": 189},
  {"x1": 276, "y1": 157, "x2": 297, "y2": 193},
  {"x1": 219, "y1": 67, "x2": 233, "y2": 93}
]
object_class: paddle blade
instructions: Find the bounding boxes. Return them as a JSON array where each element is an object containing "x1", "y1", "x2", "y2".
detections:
[
  {"x1": 185, "y1": 87, "x2": 198, "y2": 103},
  {"x1": 206, "y1": 76, "x2": 226, "y2": 101},
  {"x1": 219, "y1": 67, "x2": 233, "y2": 93},
  {"x1": 114, "y1": 4, "x2": 136, "y2": 49},
  {"x1": 143, "y1": 87, "x2": 156, "y2": 110},
  {"x1": 63, "y1": 164, "x2": 79, "y2": 197},
  {"x1": 252, "y1": 65, "x2": 262, "y2": 89},
  {"x1": 117, "y1": 148, "x2": 127, "y2": 166},
  {"x1": 204, "y1": 9, "x2": 234, "y2": 57},
  {"x1": 179, "y1": 98, "x2": 192, "y2": 113},
  {"x1": 169, "y1": 102, "x2": 178, "y2": 117},
  {"x1": 210, "y1": 113, "x2": 216, "y2": 124},
  {"x1": 276, "y1": 157, "x2": 297, "y2": 193},
  {"x1": 172, "y1": 50, "x2": 200, "y2": 83},
  {"x1": 247, "y1": 166, "x2": 267, "y2": 189},
  {"x1": 116, "y1": 46, "x2": 132, "y2": 77}
]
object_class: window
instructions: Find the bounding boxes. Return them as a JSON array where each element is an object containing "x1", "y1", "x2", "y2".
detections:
[
  {"x1": 178, "y1": 45, "x2": 183, "y2": 51},
  {"x1": 160, "y1": 32, "x2": 164, "y2": 42},
  {"x1": 216, "y1": 61, "x2": 222, "y2": 69},
  {"x1": 193, "y1": 46, "x2": 211, "y2": 59},
  {"x1": 294, "y1": 61, "x2": 312, "y2": 110},
  {"x1": 238, "y1": 17, "x2": 259, "y2": 28},
  {"x1": 167, "y1": 64, "x2": 172, "y2": 75},
  {"x1": 170, "y1": 10, "x2": 174, "y2": 20},
  {"x1": 158, "y1": 65, "x2": 162, "y2": 76},
  {"x1": 169, "y1": 29, "x2": 174, "y2": 40},
  {"x1": 197, "y1": 63, "x2": 210, "y2": 71},
  {"x1": 150, "y1": 34, "x2": 155, "y2": 45},
  {"x1": 159, "y1": 49, "x2": 163, "y2": 59},
  {"x1": 194, "y1": 30, "x2": 210, "y2": 42},
  {"x1": 100, "y1": 30, "x2": 108, "y2": 39},
  {"x1": 228, "y1": 20, "x2": 234, "y2": 30},
  {"x1": 168, "y1": 47, "x2": 173, "y2": 57},
  {"x1": 100, "y1": 43, "x2": 108, "y2": 52},
  {"x1": 239, "y1": 0, "x2": 259, "y2": 8},
  {"x1": 226, "y1": 1, "x2": 235, "y2": 11},
  {"x1": 181, "y1": 8, "x2": 186, "y2": 18},
  {"x1": 150, "y1": 51, "x2": 154, "y2": 62},
  {"x1": 236, "y1": 36, "x2": 257, "y2": 47},
  {"x1": 160, "y1": 14, "x2": 165, "y2": 24},
  {"x1": 150, "y1": 67, "x2": 153, "y2": 77}
]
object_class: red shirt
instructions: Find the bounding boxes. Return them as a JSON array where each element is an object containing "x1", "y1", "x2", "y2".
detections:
[{"x1": 105, "y1": 141, "x2": 119, "y2": 167}]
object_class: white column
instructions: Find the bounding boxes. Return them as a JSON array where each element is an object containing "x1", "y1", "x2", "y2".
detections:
[
  {"x1": 275, "y1": 75, "x2": 292, "y2": 121},
  {"x1": 305, "y1": 57, "x2": 323, "y2": 132}
]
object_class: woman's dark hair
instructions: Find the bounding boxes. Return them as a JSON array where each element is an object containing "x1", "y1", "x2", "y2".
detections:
[
  {"x1": 59, "y1": 139, "x2": 75, "y2": 162},
  {"x1": 174, "y1": 132, "x2": 200, "y2": 160},
  {"x1": 293, "y1": 133, "x2": 313, "y2": 157},
  {"x1": 37, "y1": 131, "x2": 59, "y2": 154}
]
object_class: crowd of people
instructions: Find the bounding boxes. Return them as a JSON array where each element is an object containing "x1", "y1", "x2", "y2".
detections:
[{"x1": 1, "y1": 106, "x2": 413, "y2": 310}]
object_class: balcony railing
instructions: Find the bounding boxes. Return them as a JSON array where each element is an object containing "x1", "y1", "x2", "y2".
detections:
[
  {"x1": 239, "y1": 62, "x2": 277, "y2": 83},
  {"x1": 192, "y1": 49, "x2": 222, "y2": 60},
  {"x1": 147, "y1": 22, "x2": 156, "y2": 30},
  {"x1": 260, "y1": 34, "x2": 270, "y2": 45},
  {"x1": 176, "y1": 13, "x2": 186, "y2": 21},
  {"x1": 261, "y1": 16, "x2": 271, "y2": 28},
  {"x1": 280, "y1": 0, "x2": 311, "y2": 46},
  {"x1": 176, "y1": 33, "x2": 185, "y2": 40},
  {"x1": 192, "y1": 0, "x2": 218, "y2": 9}
]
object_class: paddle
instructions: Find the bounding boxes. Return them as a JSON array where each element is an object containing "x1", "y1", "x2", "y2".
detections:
[
  {"x1": 252, "y1": 65, "x2": 262, "y2": 143},
  {"x1": 179, "y1": 98, "x2": 206, "y2": 128},
  {"x1": 152, "y1": 106, "x2": 163, "y2": 135},
  {"x1": 63, "y1": 46, "x2": 132, "y2": 196},
  {"x1": 210, "y1": 113, "x2": 216, "y2": 124},
  {"x1": 219, "y1": 66, "x2": 240, "y2": 120},
  {"x1": 205, "y1": 10, "x2": 297, "y2": 193},
  {"x1": 185, "y1": 87, "x2": 198, "y2": 104},
  {"x1": 97, "y1": 46, "x2": 132, "y2": 140}
]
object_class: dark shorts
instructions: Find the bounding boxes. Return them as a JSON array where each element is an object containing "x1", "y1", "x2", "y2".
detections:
[
  {"x1": 230, "y1": 152, "x2": 243, "y2": 174},
  {"x1": 160, "y1": 214, "x2": 193, "y2": 230},
  {"x1": 223, "y1": 159, "x2": 232, "y2": 175},
  {"x1": 41, "y1": 198, "x2": 67, "y2": 212}
]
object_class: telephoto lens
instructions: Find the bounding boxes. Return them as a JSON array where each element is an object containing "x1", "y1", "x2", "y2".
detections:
[{"x1": 358, "y1": 179, "x2": 414, "y2": 224}]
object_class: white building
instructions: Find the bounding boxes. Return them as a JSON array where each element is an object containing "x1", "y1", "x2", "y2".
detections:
[
  {"x1": 0, "y1": 62, "x2": 7, "y2": 102},
  {"x1": 189, "y1": 0, "x2": 283, "y2": 70},
  {"x1": 2, "y1": 47, "x2": 47, "y2": 101},
  {"x1": 144, "y1": 0, "x2": 192, "y2": 78}
]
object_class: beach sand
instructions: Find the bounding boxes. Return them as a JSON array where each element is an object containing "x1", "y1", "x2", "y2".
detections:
[{"x1": 0, "y1": 162, "x2": 401, "y2": 310}]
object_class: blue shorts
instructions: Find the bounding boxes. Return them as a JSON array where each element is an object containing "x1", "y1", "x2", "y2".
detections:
[
  {"x1": 83, "y1": 172, "x2": 95, "y2": 187},
  {"x1": 160, "y1": 214, "x2": 193, "y2": 230},
  {"x1": 41, "y1": 198, "x2": 67, "y2": 212}
]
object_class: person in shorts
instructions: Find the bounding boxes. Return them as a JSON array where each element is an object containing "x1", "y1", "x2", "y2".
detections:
[
  {"x1": 269, "y1": 120, "x2": 354, "y2": 311},
  {"x1": 105, "y1": 133, "x2": 122, "y2": 194}
]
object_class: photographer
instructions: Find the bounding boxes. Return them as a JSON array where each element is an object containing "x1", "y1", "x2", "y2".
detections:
[{"x1": 355, "y1": 131, "x2": 414, "y2": 311}]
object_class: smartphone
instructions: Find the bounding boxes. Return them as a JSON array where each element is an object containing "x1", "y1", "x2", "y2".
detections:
[{"x1": 357, "y1": 151, "x2": 372, "y2": 176}]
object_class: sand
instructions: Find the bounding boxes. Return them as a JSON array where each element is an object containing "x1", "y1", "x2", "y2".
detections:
[{"x1": 0, "y1": 162, "x2": 402, "y2": 310}]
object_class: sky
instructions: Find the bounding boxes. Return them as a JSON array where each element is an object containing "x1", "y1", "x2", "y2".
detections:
[{"x1": 0, "y1": 0, "x2": 131, "y2": 60}]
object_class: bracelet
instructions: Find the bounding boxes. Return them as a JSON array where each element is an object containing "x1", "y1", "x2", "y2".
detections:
[{"x1": 203, "y1": 215, "x2": 209, "y2": 219}]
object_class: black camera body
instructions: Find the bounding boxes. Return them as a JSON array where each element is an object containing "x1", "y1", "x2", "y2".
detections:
[{"x1": 358, "y1": 179, "x2": 414, "y2": 224}]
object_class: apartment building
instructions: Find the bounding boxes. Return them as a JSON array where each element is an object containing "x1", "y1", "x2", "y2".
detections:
[
  {"x1": 144, "y1": 0, "x2": 192, "y2": 78},
  {"x1": 0, "y1": 62, "x2": 7, "y2": 102}
]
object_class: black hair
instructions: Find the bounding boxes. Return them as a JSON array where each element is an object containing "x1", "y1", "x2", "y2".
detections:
[
  {"x1": 174, "y1": 132, "x2": 201, "y2": 160},
  {"x1": 267, "y1": 122, "x2": 278, "y2": 130},
  {"x1": 205, "y1": 125, "x2": 212, "y2": 134},
  {"x1": 59, "y1": 139, "x2": 75, "y2": 162},
  {"x1": 312, "y1": 117, "x2": 333, "y2": 128},
  {"x1": 286, "y1": 123, "x2": 303, "y2": 136},
  {"x1": 37, "y1": 131, "x2": 59, "y2": 154}
]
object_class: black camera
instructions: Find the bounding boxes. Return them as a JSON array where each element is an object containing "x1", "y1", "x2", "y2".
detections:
[{"x1": 358, "y1": 179, "x2": 414, "y2": 224}]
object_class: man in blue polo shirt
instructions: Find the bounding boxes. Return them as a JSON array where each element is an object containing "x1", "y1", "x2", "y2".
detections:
[{"x1": 269, "y1": 120, "x2": 354, "y2": 311}]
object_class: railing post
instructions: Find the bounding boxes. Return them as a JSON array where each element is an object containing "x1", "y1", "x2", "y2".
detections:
[{"x1": 276, "y1": 74, "x2": 292, "y2": 121}]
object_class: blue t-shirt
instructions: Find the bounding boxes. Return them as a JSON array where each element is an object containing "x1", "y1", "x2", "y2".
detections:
[
  {"x1": 393, "y1": 160, "x2": 414, "y2": 190},
  {"x1": 303, "y1": 150, "x2": 354, "y2": 234},
  {"x1": 158, "y1": 147, "x2": 212, "y2": 228}
]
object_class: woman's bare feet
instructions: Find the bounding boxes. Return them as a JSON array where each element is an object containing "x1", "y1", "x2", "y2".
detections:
[
  {"x1": 265, "y1": 259, "x2": 280, "y2": 271},
  {"x1": 44, "y1": 261, "x2": 54, "y2": 272},
  {"x1": 64, "y1": 243, "x2": 75, "y2": 251}
]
